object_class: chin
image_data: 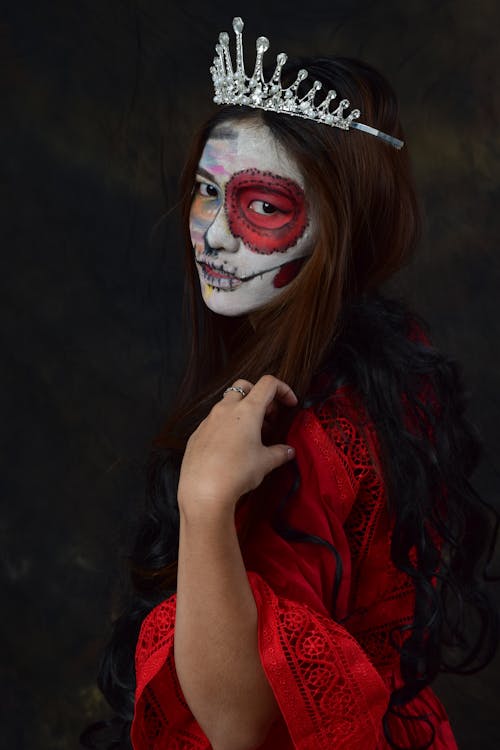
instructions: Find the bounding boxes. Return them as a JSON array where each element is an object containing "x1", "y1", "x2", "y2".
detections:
[
  {"x1": 202, "y1": 294, "x2": 256, "y2": 317},
  {"x1": 200, "y1": 286, "x2": 272, "y2": 317}
]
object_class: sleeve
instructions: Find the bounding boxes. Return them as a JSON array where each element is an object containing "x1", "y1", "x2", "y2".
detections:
[
  {"x1": 131, "y1": 393, "x2": 390, "y2": 750},
  {"x1": 248, "y1": 572, "x2": 389, "y2": 749},
  {"x1": 131, "y1": 596, "x2": 210, "y2": 750}
]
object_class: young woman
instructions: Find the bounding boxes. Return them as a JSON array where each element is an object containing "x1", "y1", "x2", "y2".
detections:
[{"x1": 94, "y1": 18, "x2": 498, "y2": 750}]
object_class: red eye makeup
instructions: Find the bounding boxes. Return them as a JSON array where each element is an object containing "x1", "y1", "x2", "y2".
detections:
[{"x1": 225, "y1": 169, "x2": 308, "y2": 254}]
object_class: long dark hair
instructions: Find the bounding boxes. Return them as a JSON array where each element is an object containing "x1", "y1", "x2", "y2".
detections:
[{"x1": 86, "y1": 57, "x2": 498, "y2": 749}]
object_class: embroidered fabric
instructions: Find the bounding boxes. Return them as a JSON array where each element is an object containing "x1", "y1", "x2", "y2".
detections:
[
  {"x1": 131, "y1": 383, "x2": 457, "y2": 750},
  {"x1": 250, "y1": 571, "x2": 389, "y2": 749}
]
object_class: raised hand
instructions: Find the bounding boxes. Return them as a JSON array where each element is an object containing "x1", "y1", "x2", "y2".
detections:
[{"x1": 177, "y1": 374, "x2": 297, "y2": 520}]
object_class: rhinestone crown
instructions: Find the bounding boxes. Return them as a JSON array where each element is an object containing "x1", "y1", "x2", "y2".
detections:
[{"x1": 210, "y1": 17, "x2": 404, "y2": 150}]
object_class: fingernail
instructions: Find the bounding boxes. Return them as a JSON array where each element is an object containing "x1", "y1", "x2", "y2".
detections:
[{"x1": 287, "y1": 446, "x2": 295, "y2": 458}]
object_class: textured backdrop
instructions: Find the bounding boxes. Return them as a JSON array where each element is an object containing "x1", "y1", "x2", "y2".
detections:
[{"x1": 2, "y1": 1, "x2": 500, "y2": 748}]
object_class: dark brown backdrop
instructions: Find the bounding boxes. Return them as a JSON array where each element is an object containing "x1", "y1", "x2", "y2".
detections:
[{"x1": 2, "y1": 1, "x2": 499, "y2": 748}]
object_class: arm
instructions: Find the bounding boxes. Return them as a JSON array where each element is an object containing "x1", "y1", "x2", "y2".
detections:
[
  {"x1": 173, "y1": 376, "x2": 297, "y2": 750},
  {"x1": 175, "y1": 506, "x2": 280, "y2": 750}
]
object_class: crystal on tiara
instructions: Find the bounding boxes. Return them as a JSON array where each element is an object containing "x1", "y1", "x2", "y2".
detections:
[{"x1": 210, "y1": 17, "x2": 404, "y2": 150}]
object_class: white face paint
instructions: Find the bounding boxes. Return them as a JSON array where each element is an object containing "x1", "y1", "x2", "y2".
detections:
[{"x1": 189, "y1": 120, "x2": 317, "y2": 317}]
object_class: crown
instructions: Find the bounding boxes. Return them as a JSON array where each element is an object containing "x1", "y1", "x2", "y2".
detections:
[{"x1": 210, "y1": 17, "x2": 404, "y2": 150}]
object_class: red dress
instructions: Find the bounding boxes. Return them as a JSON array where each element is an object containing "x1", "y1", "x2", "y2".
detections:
[{"x1": 130, "y1": 384, "x2": 457, "y2": 749}]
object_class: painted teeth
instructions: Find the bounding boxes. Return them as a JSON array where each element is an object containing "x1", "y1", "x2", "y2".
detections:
[{"x1": 201, "y1": 264, "x2": 242, "y2": 290}]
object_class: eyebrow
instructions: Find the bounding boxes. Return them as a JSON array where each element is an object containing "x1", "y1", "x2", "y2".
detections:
[
  {"x1": 196, "y1": 166, "x2": 218, "y2": 183},
  {"x1": 210, "y1": 127, "x2": 238, "y2": 140}
]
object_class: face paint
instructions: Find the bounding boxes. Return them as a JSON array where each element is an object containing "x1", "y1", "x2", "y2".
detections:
[
  {"x1": 273, "y1": 257, "x2": 308, "y2": 287},
  {"x1": 189, "y1": 120, "x2": 317, "y2": 317},
  {"x1": 225, "y1": 169, "x2": 308, "y2": 254}
]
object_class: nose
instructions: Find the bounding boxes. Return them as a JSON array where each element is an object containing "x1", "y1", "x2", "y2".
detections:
[{"x1": 205, "y1": 206, "x2": 239, "y2": 253}]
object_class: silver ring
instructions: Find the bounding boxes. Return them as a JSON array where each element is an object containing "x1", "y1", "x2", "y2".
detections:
[{"x1": 223, "y1": 386, "x2": 247, "y2": 398}]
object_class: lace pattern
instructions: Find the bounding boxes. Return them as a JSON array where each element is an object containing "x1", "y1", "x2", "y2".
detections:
[
  {"x1": 312, "y1": 390, "x2": 416, "y2": 674},
  {"x1": 132, "y1": 597, "x2": 211, "y2": 750},
  {"x1": 250, "y1": 571, "x2": 389, "y2": 749}
]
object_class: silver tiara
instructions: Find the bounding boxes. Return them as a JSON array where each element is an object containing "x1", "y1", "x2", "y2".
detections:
[{"x1": 210, "y1": 17, "x2": 404, "y2": 150}]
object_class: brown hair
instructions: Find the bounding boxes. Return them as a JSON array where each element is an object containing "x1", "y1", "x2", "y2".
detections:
[{"x1": 156, "y1": 56, "x2": 421, "y2": 450}]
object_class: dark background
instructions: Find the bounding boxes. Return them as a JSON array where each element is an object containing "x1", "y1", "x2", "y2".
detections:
[{"x1": 2, "y1": 1, "x2": 500, "y2": 748}]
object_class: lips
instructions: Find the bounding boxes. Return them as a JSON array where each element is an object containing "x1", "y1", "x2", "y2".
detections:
[{"x1": 198, "y1": 262, "x2": 243, "y2": 290}]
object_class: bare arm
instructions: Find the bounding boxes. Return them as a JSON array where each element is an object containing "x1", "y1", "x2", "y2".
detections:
[
  {"x1": 173, "y1": 375, "x2": 297, "y2": 750},
  {"x1": 174, "y1": 506, "x2": 280, "y2": 750}
]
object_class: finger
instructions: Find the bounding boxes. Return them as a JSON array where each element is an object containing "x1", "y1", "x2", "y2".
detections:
[
  {"x1": 262, "y1": 443, "x2": 296, "y2": 474},
  {"x1": 221, "y1": 379, "x2": 254, "y2": 401},
  {"x1": 264, "y1": 400, "x2": 279, "y2": 421},
  {"x1": 245, "y1": 374, "x2": 298, "y2": 418},
  {"x1": 261, "y1": 414, "x2": 276, "y2": 444}
]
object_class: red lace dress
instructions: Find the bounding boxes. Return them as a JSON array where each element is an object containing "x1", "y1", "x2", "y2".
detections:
[{"x1": 131, "y1": 385, "x2": 457, "y2": 749}]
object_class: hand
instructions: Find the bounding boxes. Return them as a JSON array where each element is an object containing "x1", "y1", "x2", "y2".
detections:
[{"x1": 177, "y1": 375, "x2": 298, "y2": 520}]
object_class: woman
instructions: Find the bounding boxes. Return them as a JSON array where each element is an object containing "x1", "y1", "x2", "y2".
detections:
[{"x1": 94, "y1": 17, "x2": 498, "y2": 750}]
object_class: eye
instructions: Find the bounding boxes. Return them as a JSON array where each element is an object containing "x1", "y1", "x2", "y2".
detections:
[
  {"x1": 196, "y1": 181, "x2": 219, "y2": 198},
  {"x1": 248, "y1": 200, "x2": 280, "y2": 215}
]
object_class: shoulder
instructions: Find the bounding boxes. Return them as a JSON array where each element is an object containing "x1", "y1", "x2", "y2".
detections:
[
  {"x1": 293, "y1": 383, "x2": 384, "y2": 504},
  {"x1": 310, "y1": 294, "x2": 444, "y2": 428},
  {"x1": 318, "y1": 384, "x2": 382, "y2": 461}
]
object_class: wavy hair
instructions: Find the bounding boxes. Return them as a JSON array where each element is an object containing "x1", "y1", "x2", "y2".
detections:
[{"x1": 84, "y1": 57, "x2": 498, "y2": 749}]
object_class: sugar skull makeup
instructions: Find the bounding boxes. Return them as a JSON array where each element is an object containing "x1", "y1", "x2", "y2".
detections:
[{"x1": 189, "y1": 120, "x2": 317, "y2": 316}]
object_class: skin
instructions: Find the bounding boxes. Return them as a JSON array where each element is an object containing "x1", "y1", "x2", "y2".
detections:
[
  {"x1": 175, "y1": 377, "x2": 297, "y2": 749},
  {"x1": 189, "y1": 120, "x2": 317, "y2": 316},
  {"x1": 175, "y1": 120, "x2": 308, "y2": 749}
]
